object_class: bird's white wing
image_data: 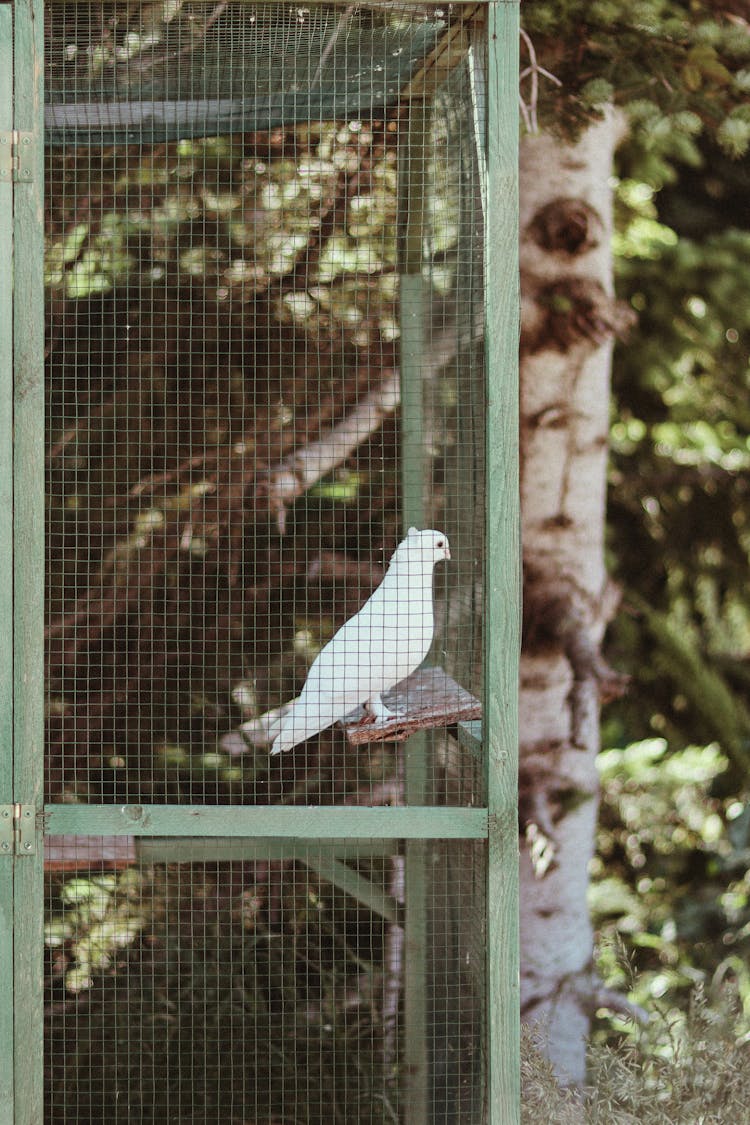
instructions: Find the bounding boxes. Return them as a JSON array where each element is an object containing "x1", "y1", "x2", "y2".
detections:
[
  {"x1": 270, "y1": 597, "x2": 383, "y2": 754},
  {"x1": 270, "y1": 528, "x2": 446, "y2": 754},
  {"x1": 308, "y1": 577, "x2": 431, "y2": 695}
]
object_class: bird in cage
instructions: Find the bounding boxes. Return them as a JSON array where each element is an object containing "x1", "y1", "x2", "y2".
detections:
[{"x1": 270, "y1": 527, "x2": 450, "y2": 754}]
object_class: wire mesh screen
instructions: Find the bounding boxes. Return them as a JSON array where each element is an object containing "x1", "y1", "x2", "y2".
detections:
[
  {"x1": 44, "y1": 4, "x2": 447, "y2": 142},
  {"x1": 44, "y1": 1, "x2": 486, "y2": 808},
  {"x1": 42, "y1": 1, "x2": 489, "y2": 1119},
  {"x1": 45, "y1": 840, "x2": 486, "y2": 1121}
]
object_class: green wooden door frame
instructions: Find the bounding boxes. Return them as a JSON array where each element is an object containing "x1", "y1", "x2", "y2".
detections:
[
  {"x1": 0, "y1": 6, "x2": 16, "y2": 1121},
  {"x1": 6, "y1": 1, "x2": 520, "y2": 1120},
  {"x1": 485, "y1": 3, "x2": 521, "y2": 1120},
  {"x1": 13, "y1": 0, "x2": 47, "y2": 1121},
  {"x1": 2, "y1": 2, "x2": 46, "y2": 1122}
]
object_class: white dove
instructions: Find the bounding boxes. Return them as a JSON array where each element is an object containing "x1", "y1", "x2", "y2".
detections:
[{"x1": 270, "y1": 527, "x2": 450, "y2": 754}]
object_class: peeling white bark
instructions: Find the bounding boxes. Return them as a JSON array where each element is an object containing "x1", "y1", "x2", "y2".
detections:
[{"x1": 518, "y1": 110, "x2": 623, "y2": 1084}]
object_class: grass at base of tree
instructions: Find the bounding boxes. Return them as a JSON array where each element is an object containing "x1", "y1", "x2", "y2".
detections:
[{"x1": 523, "y1": 984, "x2": 750, "y2": 1124}]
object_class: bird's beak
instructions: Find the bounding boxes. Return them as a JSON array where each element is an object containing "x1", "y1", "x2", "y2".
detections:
[{"x1": 444, "y1": 546, "x2": 451, "y2": 560}]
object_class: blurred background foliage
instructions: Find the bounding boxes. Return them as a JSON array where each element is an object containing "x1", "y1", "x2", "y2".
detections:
[
  {"x1": 594, "y1": 108, "x2": 750, "y2": 1056},
  {"x1": 517, "y1": 0, "x2": 750, "y2": 1074}
]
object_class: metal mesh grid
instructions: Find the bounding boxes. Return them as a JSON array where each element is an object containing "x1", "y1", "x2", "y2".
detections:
[
  {"x1": 42, "y1": 3, "x2": 489, "y2": 1118},
  {"x1": 44, "y1": 1, "x2": 486, "y2": 808},
  {"x1": 44, "y1": 4, "x2": 449, "y2": 142},
  {"x1": 44, "y1": 839, "x2": 486, "y2": 1122}
]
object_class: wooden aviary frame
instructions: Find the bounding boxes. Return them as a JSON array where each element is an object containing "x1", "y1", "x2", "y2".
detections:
[{"x1": 0, "y1": 2, "x2": 519, "y2": 1121}]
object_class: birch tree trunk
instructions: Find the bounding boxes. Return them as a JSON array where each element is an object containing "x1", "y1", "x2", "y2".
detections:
[{"x1": 518, "y1": 110, "x2": 630, "y2": 1084}]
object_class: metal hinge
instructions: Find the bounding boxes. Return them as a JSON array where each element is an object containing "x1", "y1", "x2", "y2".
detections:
[
  {"x1": 0, "y1": 804, "x2": 37, "y2": 856},
  {"x1": 0, "y1": 131, "x2": 35, "y2": 183}
]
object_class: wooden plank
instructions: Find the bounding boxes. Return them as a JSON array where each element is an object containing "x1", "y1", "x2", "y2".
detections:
[
  {"x1": 302, "y1": 854, "x2": 400, "y2": 923},
  {"x1": 455, "y1": 718, "x2": 483, "y2": 760},
  {"x1": 0, "y1": 9, "x2": 15, "y2": 1118},
  {"x1": 343, "y1": 667, "x2": 482, "y2": 745},
  {"x1": 42, "y1": 836, "x2": 395, "y2": 867},
  {"x1": 44, "y1": 835, "x2": 137, "y2": 871},
  {"x1": 0, "y1": 23, "x2": 13, "y2": 767},
  {"x1": 402, "y1": 4, "x2": 483, "y2": 102},
  {"x1": 44, "y1": 804, "x2": 489, "y2": 839},
  {"x1": 485, "y1": 4, "x2": 521, "y2": 1123},
  {"x1": 12, "y1": 2, "x2": 45, "y2": 1124},
  {"x1": 135, "y1": 838, "x2": 397, "y2": 864}
]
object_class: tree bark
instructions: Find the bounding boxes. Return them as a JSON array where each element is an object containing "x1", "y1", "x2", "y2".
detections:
[{"x1": 518, "y1": 110, "x2": 628, "y2": 1084}]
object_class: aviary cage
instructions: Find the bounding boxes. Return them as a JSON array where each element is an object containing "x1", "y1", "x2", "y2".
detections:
[{"x1": 0, "y1": 1, "x2": 519, "y2": 1121}]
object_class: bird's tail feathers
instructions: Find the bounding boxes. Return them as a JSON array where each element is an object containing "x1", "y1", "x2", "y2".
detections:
[{"x1": 270, "y1": 695, "x2": 342, "y2": 755}]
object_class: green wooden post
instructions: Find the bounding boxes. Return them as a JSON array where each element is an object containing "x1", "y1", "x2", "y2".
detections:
[
  {"x1": 0, "y1": 8, "x2": 15, "y2": 1120},
  {"x1": 485, "y1": 3, "x2": 521, "y2": 1122},
  {"x1": 399, "y1": 95, "x2": 431, "y2": 1125},
  {"x1": 13, "y1": 1, "x2": 46, "y2": 1122}
]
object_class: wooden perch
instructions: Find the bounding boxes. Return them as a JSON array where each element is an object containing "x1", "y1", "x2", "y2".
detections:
[{"x1": 342, "y1": 666, "x2": 481, "y2": 745}]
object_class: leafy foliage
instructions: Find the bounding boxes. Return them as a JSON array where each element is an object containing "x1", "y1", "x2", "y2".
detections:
[
  {"x1": 606, "y1": 162, "x2": 750, "y2": 773},
  {"x1": 45, "y1": 128, "x2": 401, "y2": 332},
  {"x1": 597, "y1": 82, "x2": 750, "y2": 1050},
  {"x1": 45, "y1": 868, "x2": 152, "y2": 994},
  {"x1": 592, "y1": 739, "x2": 750, "y2": 1024},
  {"x1": 523, "y1": 0, "x2": 750, "y2": 174}
]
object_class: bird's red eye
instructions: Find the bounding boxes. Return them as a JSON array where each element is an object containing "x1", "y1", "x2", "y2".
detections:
[{"x1": 437, "y1": 540, "x2": 444, "y2": 548}]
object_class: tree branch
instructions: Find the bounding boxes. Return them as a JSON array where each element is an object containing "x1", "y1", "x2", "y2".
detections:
[{"x1": 262, "y1": 372, "x2": 400, "y2": 534}]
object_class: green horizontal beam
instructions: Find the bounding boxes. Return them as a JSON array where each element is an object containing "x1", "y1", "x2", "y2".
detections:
[{"x1": 44, "y1": 804, "x2": 489, "y2": 840}]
